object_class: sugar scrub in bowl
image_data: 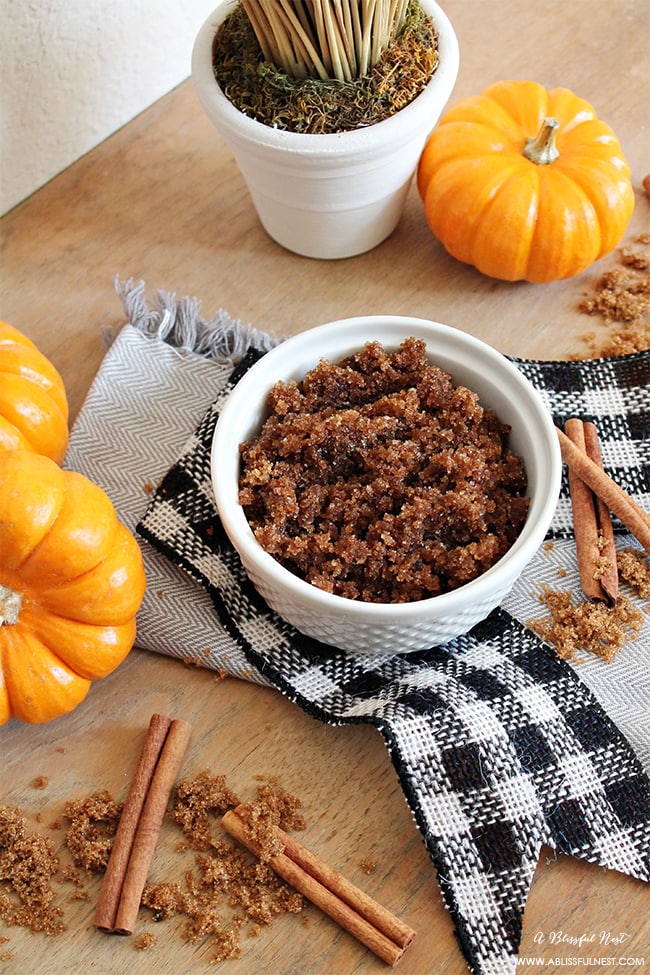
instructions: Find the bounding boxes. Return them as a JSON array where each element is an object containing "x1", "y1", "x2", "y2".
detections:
[{"x1": 211, "y1": 317, "x2": 561, "y2": 653}]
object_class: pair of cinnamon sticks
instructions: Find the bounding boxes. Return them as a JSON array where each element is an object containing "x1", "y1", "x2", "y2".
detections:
[
  {"x1": 95, "y1": 717, "x2": 414, "y2": 965},
  {"x1": 94, "y1": 713, "x2": 191, "y2": 935},
  {"x1": 556, "y1": 419, "x2": 650, "y2": 603},
  {"x1": 222, "y1": 806, "x2": 416, "y2": 966}
]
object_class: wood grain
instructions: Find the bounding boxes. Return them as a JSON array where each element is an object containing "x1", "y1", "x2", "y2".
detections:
[{"x1": 1, "y1": 1, "x2": 649, "y2": 973}]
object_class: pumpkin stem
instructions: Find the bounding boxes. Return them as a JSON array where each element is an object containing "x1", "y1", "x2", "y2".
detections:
[
  {"x1": 522, "y1": 117, "x2": 560, "y2": 165},
  {"x1": 0, "y1": 584, "x2": 22, "y2": 625}
]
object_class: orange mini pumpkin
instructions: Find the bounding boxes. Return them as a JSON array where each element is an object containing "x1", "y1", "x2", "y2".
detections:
[
  {"x1": 0, "y1": 321, "x2": 69, "y2": 463},
  {"x1": 0, "y1": 450, "x2": 146, "y2": 724},
  {"x1": 417, "y1": 80, "x2": 635, "y2": 283}
]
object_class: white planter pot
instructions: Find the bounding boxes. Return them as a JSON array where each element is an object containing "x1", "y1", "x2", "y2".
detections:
[{"x1": 191, "y1": 0, "x2": 459, "y2": 259}]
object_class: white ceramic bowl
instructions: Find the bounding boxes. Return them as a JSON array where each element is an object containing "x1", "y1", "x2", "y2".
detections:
[{"x1": 211, "y1": 317, "x2": 561, "y2": 653}]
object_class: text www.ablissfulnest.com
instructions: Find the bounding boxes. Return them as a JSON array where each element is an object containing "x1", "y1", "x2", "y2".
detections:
[{"x1": 515, "y1": 958, "x2": 645, "y2": 968}]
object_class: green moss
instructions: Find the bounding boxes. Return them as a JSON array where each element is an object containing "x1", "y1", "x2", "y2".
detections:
[{"x1": 212, "y1": 0, "x2": 439, "y2": 133}]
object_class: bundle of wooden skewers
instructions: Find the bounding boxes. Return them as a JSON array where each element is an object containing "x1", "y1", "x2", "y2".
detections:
[{"x1": 240, "y1": 0, "x2": 412, "y2": 80}]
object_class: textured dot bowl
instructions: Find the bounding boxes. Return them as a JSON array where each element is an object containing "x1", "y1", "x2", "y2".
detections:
[{"x1": 211, "y1": 317, "x2": 561, "y2": 654}]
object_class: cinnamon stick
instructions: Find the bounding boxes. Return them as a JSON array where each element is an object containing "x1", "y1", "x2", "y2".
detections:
[
  {"x1": 281, "y1": 829, "x2": 415, "y2": 951},
  {"x1": 556, "y1": 426, "x2": 650, "y2": 553},
  {"x1": 222, "y1": 807, "x2": 415, "y2": 966},
  {"x1": 564, "y1": 419, "x2": 618, "y2": 604},
  {"x1": 94, "y1": 713, "x2": 172, "y2": 931},
  {"x1": 112, "y1": 717, "x2": 192, "y2": 936},
  {"x1": 583, "y1": 421, "x2": 619, "y2": 603}
]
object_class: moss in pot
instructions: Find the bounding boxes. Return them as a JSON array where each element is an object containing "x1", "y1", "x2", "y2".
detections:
[
  {"x1": 191, "y1": 0, "x2": 459, "y2": 259},
  {"x1": 214, "y1": 0, "x2": 441, "y2": 133}
]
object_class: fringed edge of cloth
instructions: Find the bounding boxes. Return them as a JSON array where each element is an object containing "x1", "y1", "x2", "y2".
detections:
[{"x1": 114, "y1": 276, "x2": 280, "y2": 362}]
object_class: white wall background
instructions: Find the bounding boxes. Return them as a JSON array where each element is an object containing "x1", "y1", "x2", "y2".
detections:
[{"x1": 0, "y1": 0, "x2": 217, "y2": 216}]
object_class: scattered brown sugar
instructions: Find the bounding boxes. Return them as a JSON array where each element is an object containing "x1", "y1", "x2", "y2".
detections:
[
  {"x1": 617, "y1": 547, "x2": 650, "y2": 599},
  {"x1": 182, "y1": 656, "x2": 203, "y2": 668},
  {"x1": 143, "y1": 774, "x2": 305, "y2": 960},
  {"x1": 63, "y1": 791, "x2": 122, "y2": 874},
  {"x1": 134, "y1": 931, "x2": 157, "y2": 950},
  {"x1": 66, "y1": 887, "x2": 90, "y2": 903},
  {"x1": 240, "y1": 337, "x2": 529, "y2": 602},
  {"x1": 235, "y1": 778, "x2": 307, "y2": 862},
  {"x1": 595, "y1": 324, "x2": 650, "y2": 357},
  {"x1": 0, "y1": 933, "x2": 12, "y2": 959},
  {"x1": 593, "y1": 533, "x2": 617, "y2": 587},
  {"x1": 59, "y1": 864, "x2": 86, "y2": 888},
  {"x1": 360, "y1": 858, "x2": 377, "y2": 875},
  {"x1": 579, "y1": 266, "x2": 650, "y2": 325},
  {"x1": 31, "y1": 776, "x2": 48, "y2": 790},
  {"x1": 527, "y1": 585, "x2": 645, "y2": 662},
  {"x1": 141, "y1": 880, "x2": 185, "y2": 921},
  {"x1": 171, "y1": 771, "x2": 241, "y2": 850},
  {"x1": 59, "y1": 862, "x2": 90, "y2": 903},
  {"x1": 0, "y1": 805, "x2": 66, "y2": 935},
  {"x1": 621, "y1": 247, "x2": 650, "y2": 271},
  {"x1": 0, "y1": 773, "x2": 339, "y2": 964},
  {"x1": 578, "y1": 237, "x2": 650, "y2": 356},
  {"x1": 209, "y1": 927, "x2": 243, "y2": 962},
  {"x1": 184, "y1": 844, "x2": 302, "y2": 930}
]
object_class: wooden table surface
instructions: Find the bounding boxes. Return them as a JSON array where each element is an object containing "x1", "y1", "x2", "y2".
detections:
[{"x1": 1, "y1": 2, "x2": 649, "y2": 973}]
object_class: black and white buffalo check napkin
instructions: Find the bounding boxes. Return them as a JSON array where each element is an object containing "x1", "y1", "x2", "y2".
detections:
[{"x1": 65, "y1": 282, "x2": 650, "y2": 975}]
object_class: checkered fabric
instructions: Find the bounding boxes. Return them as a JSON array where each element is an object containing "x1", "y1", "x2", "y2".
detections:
[
  {"x1": 138, "y1": 347, "x2": 650, "y2": 975},
  {"x1": 514, "y1": 354, "x2": 650, "y2": 541}
]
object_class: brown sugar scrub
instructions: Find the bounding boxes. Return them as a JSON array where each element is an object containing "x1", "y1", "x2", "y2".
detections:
[{"x1": 239, "y1": 337, "x2": 529, "y2": 603}]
